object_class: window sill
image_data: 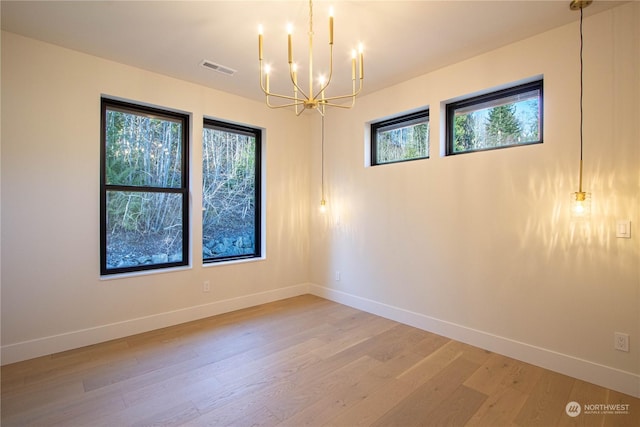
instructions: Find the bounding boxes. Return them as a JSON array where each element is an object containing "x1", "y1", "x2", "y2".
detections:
[
  {"x1": 100, "y1": 264, "x2": 192, "y2": 281},
  {"x1": 202, "y1": 256, "x2": 266, "y2": 268}
]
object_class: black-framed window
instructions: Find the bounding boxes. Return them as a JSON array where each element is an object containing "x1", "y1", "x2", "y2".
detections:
[
  {"x1": 371, "y1": 109, "x2": 430, "y2": 165},
  {"x1": 202, "y1": 119, "x2": 261, "y2": 263},
  {"x1": 100, "y1": 98, "x2": 189, "y2": 275},
  {"x1": 446, "y1": 79, "x2": 543, "y2": 155}
]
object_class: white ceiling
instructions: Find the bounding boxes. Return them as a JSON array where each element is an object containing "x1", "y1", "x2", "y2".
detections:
[{"x1": 1, "y1": 1, "x2": 623, "y2": 103}]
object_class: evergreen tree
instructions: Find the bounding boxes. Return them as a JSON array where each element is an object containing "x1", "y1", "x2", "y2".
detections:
[
  {"x1": 454, "y1": 114, "x2": 476, "y2": 152},
  {"x1": 485, "y1": 104, "x2": 522, "y2": 146}
]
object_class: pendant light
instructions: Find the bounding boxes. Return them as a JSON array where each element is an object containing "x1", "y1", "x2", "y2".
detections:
[{"x1": 570, "y1": 0, "x2": 592, "y2": 220}]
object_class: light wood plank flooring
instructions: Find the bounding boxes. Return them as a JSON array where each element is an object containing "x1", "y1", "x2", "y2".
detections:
[{"x1": 1, "y1": 295, "x2": 638, "y2": 426}]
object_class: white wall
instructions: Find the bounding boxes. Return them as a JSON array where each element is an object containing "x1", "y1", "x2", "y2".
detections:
[
  {"x1": 310, "y1": 3, "x2": 639, "y2": 396},
  {"x1": 1, "y1": 31, "x2": 311, "y2": 362}
]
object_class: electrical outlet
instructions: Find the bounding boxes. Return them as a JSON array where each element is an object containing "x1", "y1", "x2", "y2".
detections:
[
  {"x1": 203, "y1": 280, "x2": 210, "y2": 293},
  {"x1": 614, "y1": 332, "x2": 629, "y2": 352},
  {"x1": 335, "y1": 271, "x2": 341, "y2": 281}
]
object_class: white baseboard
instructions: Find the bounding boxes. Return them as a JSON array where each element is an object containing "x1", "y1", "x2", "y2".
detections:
[
  {"x1": 309, "y1": 284, "x2": 640, "y2": 398},
  {"x1": 1, "y1": 283, "x2": 310, "y2": 365},
  {"x1": 4, "y1": 282, "x2": 638, "y2": 398}
]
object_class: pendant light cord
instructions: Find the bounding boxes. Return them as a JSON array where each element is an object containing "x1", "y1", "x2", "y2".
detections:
[
  {"x1": 321, "y1": 114, "x2": 325, "y2": 201},
  {"x1": 580, "y1": 7, "x2": 584, "y2": 165},
  {"x1": 576, "y1": 5, "x2": 585, "y2": 194}
]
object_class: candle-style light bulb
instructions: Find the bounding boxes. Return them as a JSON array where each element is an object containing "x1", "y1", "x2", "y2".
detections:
[
  {"x1": 351, "y1": 49, "x2": 356, "y2": 80},
  {"x1": 258, "y1": 25, "x2": 264, "y2": 60},
  {"x1": 329, "y1": 7, "x2": 334, "y2": 45},
  {"x1": 287, "y1": 23, "x2": 293, "y2": 64},
  {"x1": 358, "y1": 43, "x2": 364, "y2": 79}
]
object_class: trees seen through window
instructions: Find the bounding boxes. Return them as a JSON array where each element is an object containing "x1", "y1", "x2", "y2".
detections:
[{"x1": 447, "y1": 80, "x2": 543, "y2": 155}]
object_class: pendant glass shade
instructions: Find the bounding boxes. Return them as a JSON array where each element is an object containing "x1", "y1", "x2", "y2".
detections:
[{"x1": 571, "y1": 191, "x2": 591, "y2": 220}]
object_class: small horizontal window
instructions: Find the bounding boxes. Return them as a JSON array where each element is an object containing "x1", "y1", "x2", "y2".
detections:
[
  {"x1": 446, "y1": 80, "x2": 543, "y2": 155},
  {"x1": 371, "y1": 109, "x2": 430, "y2": 165}
]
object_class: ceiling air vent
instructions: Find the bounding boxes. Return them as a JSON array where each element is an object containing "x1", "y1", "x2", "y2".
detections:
[{"x1": 200, "y1": 60, "x2": 236, "y2": 76}]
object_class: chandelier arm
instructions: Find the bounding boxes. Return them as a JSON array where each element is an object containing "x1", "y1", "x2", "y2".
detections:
[
  {"x1": 320, "y1": 75, "x2": 364, "y2": 103},
  {"x1": 265, "y1": 100, "x2": 306, "y2": 110},
  {"x1": 319, "y1": 101, "x2": 357, "y2": 109},
  {"x1": 313, "y1": 44, "x2": 335, "y2": 101},
  {"x1": 259, "y1": 62, "x2": 268, "y2": 95},
  {"x1": 321, "y1": 87, "x2": 364, "y2": 103},
  {"x1": 265, "y1": 94, "x2": 307, "y2": 104},
  {"x1": 264, "y1": 91, "x2": 307, "y2": 109},
  {"x1": 266, "y1": 93, "x2": 307, "y2": 103},
  {"x1": 322, "y1": 90, "x2": 362, "y2": 102},
  {"x1": 288, "y1": 64, "x2": 310, "y2": 100}
]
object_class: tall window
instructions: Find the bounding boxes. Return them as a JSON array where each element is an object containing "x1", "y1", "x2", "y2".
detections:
[
  {"x1": 371, "y1": 109, "x2": 430, "y2": 165},
  {"x1": 202, "y1": 119, "x2": 261, "y2": 263},
  {"x1": 446, "y1": 79, "x2": 543, "y2": 155},
  {"x1": 100, "y1": 99, "x2": 189, "y2": 275}
]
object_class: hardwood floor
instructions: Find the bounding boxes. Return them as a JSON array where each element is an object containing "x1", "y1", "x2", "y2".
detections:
[{"x1": 1, "y1": 295, "x2": 638, "y2": 426}]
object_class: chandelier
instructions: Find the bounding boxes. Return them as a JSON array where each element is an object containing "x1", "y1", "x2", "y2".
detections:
[{"x1": 258, "y1": 0, "x2": 364, "y2": 116}]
